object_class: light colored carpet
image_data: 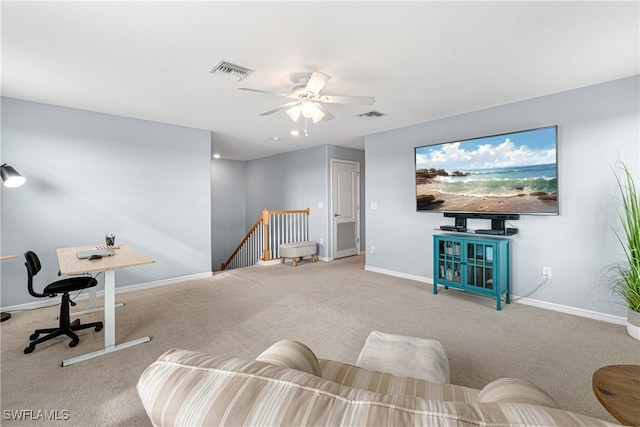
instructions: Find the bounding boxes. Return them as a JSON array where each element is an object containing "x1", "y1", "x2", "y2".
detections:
[{"x1": 1, "y1": 254, "x2": 638, "y2": 426}]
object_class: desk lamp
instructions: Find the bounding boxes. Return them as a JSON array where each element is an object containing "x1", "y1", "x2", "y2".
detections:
[{"x1": 1, "y1": 163, "x2": 26, "y2": 321}]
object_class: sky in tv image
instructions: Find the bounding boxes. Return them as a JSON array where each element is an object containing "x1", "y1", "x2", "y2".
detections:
[{"x1": 415, "y1": 126, "x2": 558, "y2": 214}]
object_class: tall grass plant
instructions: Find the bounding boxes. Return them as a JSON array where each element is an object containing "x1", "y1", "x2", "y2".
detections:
[{"x1": 612, "y1": 162, "x2": 640, "y2": 313}]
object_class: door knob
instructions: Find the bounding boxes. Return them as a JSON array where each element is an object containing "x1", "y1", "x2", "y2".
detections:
[{"x1": 334, "y1": 213, "x2": 341, "y2": 217}]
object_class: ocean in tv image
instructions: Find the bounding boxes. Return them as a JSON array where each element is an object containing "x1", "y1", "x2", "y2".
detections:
[
  {"x1": 415, "y1": 126, "x2": 558, "y2": 214},
  {"x1": 428, "y1": 163, "x2": 557, "y2": 197}
]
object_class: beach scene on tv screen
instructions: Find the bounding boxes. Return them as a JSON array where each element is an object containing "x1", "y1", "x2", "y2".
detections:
[{"x1": 415, "y1": 127, "x2": 558, "y2": 214}]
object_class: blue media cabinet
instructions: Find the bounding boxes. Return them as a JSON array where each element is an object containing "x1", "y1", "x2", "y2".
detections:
[{"x1": 433, "y1": 234, "x2": 510, "y2": 310}]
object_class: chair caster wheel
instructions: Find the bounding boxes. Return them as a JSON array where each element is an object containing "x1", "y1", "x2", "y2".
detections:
[
  {"x1": 69, "y1": 339, "x2": 79, "y2": 348},
  {"x1": 24, "y1": 346, "x2": 34, "y2": 354},
  {"x1": 29, "y1": 333, "x2": 39, "y2": 340}
]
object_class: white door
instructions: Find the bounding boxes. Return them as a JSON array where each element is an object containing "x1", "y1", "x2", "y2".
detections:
[{"x1": 331, "y1": 160, "x2": 360, "y2": 259}]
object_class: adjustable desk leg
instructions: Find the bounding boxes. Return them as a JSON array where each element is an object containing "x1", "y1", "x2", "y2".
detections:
[
  {"x1": 90, "y1": 286, "x2": 97, "y2": 308},
  {"x1": 62, "y1": 269, "x2": 150, "y2": 367},
  {"x1": 104, "y1": 269, "x2": 116, "y2": 347},
  {"x1": 70, "y1": 283, "x2": 124, "y2": 317}
]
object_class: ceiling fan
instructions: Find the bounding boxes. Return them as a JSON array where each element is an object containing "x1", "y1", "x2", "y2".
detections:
[{"x1": 239, "y1": 72, "x2": 375, "y2": 123}]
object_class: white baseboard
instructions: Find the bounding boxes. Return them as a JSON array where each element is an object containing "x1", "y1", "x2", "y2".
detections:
[
  {"x1": 364, "y1": 265, "x2": 626, "y2": 326},
  {"x1": 115, "y1": 272, "x2": 213, "y2": 294},
  {"x1": 364, "y1": 265, "x2": 430, "y2": 284},
  {"x1": 514, "y1": 297, "x2": 626, "y2": 325},
  {"x1": 1, "y1": 271, "x2": 213, "y2": 313}
]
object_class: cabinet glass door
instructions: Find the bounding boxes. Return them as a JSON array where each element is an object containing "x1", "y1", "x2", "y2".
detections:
[
  {"x1": 437, "y1": 239, "x2": 462, "y2": 283},
  {"x1": 466, "y1": 242, "x2": 494, "y2": 290}
]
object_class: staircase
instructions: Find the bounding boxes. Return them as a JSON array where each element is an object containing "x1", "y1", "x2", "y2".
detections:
[{"x1": 221, "y1": 208, "x2": 311, "y2": 270}]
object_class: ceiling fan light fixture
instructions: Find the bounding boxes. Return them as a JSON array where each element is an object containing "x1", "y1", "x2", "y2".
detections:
[
  {"x1": 286, "y1": 106, "x2": 301, "y2": 122},
  {"x1": 242, "y1": 71, "x2": 374, "y2": 124},
  {"x1": 301, "y1": 101, "x2": 317, "y2": 119},
  {"x1": 311, "y1": 108, "x2": 325, "y2": 123}
]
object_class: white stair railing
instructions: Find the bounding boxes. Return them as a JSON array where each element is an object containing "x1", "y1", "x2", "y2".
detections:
[{"x1": 221, "y1": 208, "x2": 310, "y2": 270}]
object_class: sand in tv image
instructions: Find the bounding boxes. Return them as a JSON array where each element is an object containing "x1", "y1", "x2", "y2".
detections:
[{"x1": 415, "y1": 126, "x2": 558, "y2": 214}]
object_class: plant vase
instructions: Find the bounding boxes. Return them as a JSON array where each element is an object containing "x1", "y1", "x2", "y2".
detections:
[{"x1": 628, "y1": 308, "x2": 640, "y2": 341}]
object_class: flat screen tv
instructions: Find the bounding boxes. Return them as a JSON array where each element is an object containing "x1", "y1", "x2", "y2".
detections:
[{"x1": 415, "y1": 126, "x2": 558, "y2": 215}]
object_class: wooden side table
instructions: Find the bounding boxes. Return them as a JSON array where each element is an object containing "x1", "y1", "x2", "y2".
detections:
[{"x1": 592, "y1": 364, "x2": 640, "y2": 426}]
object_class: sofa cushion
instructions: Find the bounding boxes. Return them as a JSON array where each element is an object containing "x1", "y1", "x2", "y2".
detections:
[
  {"x1": 319, "y1": 359, "x2": 479, "y2": 403},
  {"x1": 137, "y1": 349, "x2": 617, "y2": 427},
  {"x1": 478, "y1": 378, "x2": 561, "y2": 409},
  {"x1": 255, "y1": 339, "x2": 321, "y2": 377}
]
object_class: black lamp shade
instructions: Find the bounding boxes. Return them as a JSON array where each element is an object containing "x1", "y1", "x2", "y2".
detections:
[{"x1": 1, "y1": 164, "x2": 26, "y2": 188}]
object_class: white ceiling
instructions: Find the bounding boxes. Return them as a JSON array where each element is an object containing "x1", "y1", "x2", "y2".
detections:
[{"x1": 2, "y1": 1, "x2": 638, "y2": 161}]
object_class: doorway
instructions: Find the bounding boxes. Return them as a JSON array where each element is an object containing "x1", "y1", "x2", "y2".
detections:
[{"x1": 331, "y1": 159, "x2": 360, "y2": 259}]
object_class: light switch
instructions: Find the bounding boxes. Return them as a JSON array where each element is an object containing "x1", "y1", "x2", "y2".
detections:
[
  {"x1": 371, "y1": 202, "x2": 378, "y2": 210},
  {"x1": 318, "y1": 201, "x2": 324, "y2": 209}
]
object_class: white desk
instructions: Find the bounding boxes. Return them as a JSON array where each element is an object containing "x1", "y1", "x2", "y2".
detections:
[
  {"x1": 1, "y1": 255, "x2": 17, "y2": 322},
  {"x1": 56, "y1": 245, "x2": 155, "y2": 366}
]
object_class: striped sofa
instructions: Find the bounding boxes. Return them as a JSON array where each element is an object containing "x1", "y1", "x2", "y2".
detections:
[{"x1": 137, "y1": 341, "x2": 617, "y2": 427}]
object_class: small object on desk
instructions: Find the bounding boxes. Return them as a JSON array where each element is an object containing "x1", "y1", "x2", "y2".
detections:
[
  {"x1": 89, "y1": 254, "x2": 103, "y2": 260},
  {"x1": 105, "y1": 234, "x2": 116, "y2": 246},
  {"x1": 93, "y1": 245, "x2": 120, "y2": 250},
  {"x1": 76, "y1": 248, "x2": 114, "y2": 259}
]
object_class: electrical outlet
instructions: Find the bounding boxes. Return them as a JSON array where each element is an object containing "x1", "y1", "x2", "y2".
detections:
[
  {"x1": 370, "y1": 245, "x2": 376, "y2": 254},
  {"x1": 319, "y1": 238, "x2": 324, "y2": 245},
  {"x1": 542, "y1": 267, "x2": 552, "y2": 279}
]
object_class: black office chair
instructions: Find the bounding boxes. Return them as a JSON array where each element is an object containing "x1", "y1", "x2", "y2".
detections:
[{"x1": 23, "y1": 251, "x2": 103, "y2": 354}]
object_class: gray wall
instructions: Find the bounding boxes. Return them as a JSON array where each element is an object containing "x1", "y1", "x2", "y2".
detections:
[
  {"x1": 244, "y1": 144, "x2": 366, "y2": 260},
  {"x1": 245, "y1": 145, "x2": 329, "y2": 258},
  {"x1": 365, "y1": 76, "x2": 639, "y2": 317},
  {"x1": 1, "y1": 98, "x2": 212, "y2": 307},
  {"x1": 211, "y1": 158, "x2": 247, "y2": 270}
]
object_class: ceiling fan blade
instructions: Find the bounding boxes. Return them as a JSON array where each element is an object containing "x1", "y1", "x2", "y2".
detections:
[
  {"x1": 315, "y1": 103, "x2": 335, "y2": 121},
  {"x1": 238, "y1": 88, "x2": 295, "y2": 98},
  {"x1": 305, "y1": 72, "x2": 331, "y2": 95},
  {"x1": 320, "y1": 94, "x2": 376, "y2": 105},
  {"x1": 259, "y1": 101, "x2": 300, "y2": 116}
]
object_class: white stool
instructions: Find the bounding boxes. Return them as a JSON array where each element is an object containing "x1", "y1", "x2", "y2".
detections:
[
  {"x1": 279, "y1": 241, "x2": 317, "y2": 267},
  {"x1": 356, "y1": 330, "x2": 450, "y2": 383}
]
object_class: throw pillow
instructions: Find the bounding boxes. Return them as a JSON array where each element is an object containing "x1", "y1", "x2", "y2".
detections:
[
  {"x1": 477, "y1": 378, "x2": 561, "y2": 409},
  {"x1": 255, "y1": 339, "x2": 322, "y2": 377},
  {"x1": 356, "y1": 331, "x2": 450, "y2": 383}
]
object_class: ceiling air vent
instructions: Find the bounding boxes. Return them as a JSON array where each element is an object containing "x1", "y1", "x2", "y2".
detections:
[
  {"x1": 209, "y1": 60, "x2": 253, "y2": 81},
  {"x1": 357, "y1": 110, "x2": 386, "y2": 118}
]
